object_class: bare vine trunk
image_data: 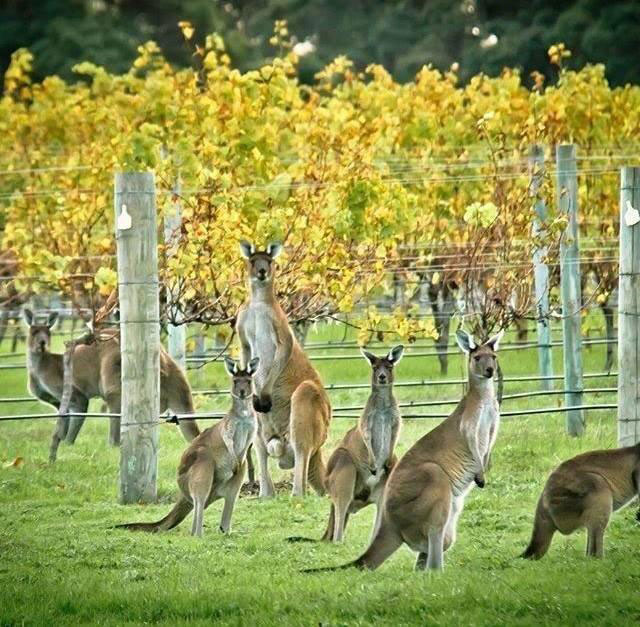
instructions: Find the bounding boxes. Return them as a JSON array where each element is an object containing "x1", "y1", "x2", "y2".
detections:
[
  {"x1": 600, "y1": 302, "x2": 615, "y2": 372},
  {"x1": 428, "y1": 281, "x2": 455, "y2": 375}
]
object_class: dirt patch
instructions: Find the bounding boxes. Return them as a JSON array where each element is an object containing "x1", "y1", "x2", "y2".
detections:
[{"x1": 240, "y1": 480, "x2": 292, "y2": 497}]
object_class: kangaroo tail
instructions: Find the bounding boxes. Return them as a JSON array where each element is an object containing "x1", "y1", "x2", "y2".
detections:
[
  {"x1": 115, "y1": 498, "x2": 193, "y2": 533},
  {"x1": 307, "y1": 449, "x2": 327, "y2": 496},
  {"x1": 286, "y1": 536, "x2": 318, "y2": 543},
  {"x1": 302, "y1": 518, "x2": 402, "y2": 573},
  {"x1": 521, "y1": 496, "x2": 556, "y2": 560}
]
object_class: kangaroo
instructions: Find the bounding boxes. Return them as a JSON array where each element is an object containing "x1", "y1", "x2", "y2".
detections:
[
  {"x1": 521, "y1": 442, "x2": 640, "y2": 559},
  {"x1": 290, "y1": 346, "x2": 404, "y2": 544},
  {"x1": 22, "y1": 308, "x2": 200, "y2": 462},
  {"x1": 236, "y1": 241, "x2": 332, "y2": 498},
  {"x1": 305, "y1": 329, "x2": 503, "y2": 573},
  {"x1": 117, "y1": 356, "x2": 259, "y2": 537}
]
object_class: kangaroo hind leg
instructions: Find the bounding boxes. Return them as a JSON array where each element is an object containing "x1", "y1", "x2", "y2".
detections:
[
  {"x1": 65, "y1": 393, "x2": 89, "y2": 444},
  {"x1": 49, "y1": 416, "x2": 70, "y2": 463},
  {"x1": 330, "y1": 460, "x2": 356, "y2": 542},
  {"x1": 189, "y1": 462, "x2": 215, "y2": 538}
]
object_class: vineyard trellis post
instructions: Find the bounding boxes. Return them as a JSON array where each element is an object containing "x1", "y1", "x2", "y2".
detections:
[
  {"x1": 163, "y1": 177, "x2": 186, "y2": 370},
  {"x1": 556, "y1": 144, "x2": 585, "y2": 436},
  {"x1": 617, "y1": 167, "x2": 640, "y2": 446},
  {"x1": 530, "y1": 145, "x2": 554, "y2": 391},
  {"x1": 114, "y1": 172, "x2": 160, "y2": 504}
]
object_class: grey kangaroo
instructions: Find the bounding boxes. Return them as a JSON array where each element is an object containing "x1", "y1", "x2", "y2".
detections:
[
  {"x1": 289, "y1": 346, "x2": 404, "y2": 543},
  {"x1": 23, "y1": 308, "x2": 199, "y2": 461},
  {"x1": 117, "y1": 357, "x2": 259, "y2": 537},
  {"x1": 521, "y1": 442, "x2": 640, "y2": 559}
]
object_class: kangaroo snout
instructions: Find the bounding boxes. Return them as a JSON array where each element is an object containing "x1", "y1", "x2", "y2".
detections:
[
  {"x1": 485, "y1": 367, "x2": 494, "y2": 378},
  {"x1": 378, "y1": 374, "x2": 387, "y2": 384}
]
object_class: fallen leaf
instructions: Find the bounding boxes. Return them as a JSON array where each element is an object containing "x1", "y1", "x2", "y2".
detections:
[{"x1": 4, "y1": 457, "x2": 24, "y2": 469}]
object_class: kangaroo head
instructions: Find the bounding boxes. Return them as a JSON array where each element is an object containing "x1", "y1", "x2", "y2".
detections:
[
  {"x1": 239, "y1": 241, "x2": 282, "y2": 285},
  {"x1": 360, "y1": 345, "x2": 404, "y2": 387},
  {"x1": 22, "y1": 309, "x2": 58, "y2": 354},
  {"x1": 456, "y1": 329, "x2": 504, "y2": 380},
  {"x1": 224, "y1": 356, "x2": 260, "y2": 400}
]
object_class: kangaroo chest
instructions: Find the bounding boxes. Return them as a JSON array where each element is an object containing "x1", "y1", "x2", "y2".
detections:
[
  {"x1": 365, "y1": 411, "x2": 395, "y2": 464},
  {"x1": 452, "y1": 399, "x2": 500, "y2": 497},
  {"x1": 474, "y1": 401, "x2": 499, "y2": 457},
  {"x1": 244, "y1": 304, "x2": 278, "y2": 387}
]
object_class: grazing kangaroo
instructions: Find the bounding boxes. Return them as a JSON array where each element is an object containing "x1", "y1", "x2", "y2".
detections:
[
  {"x1": 305, "y1": 329, "x2": 503, "y2": 573},
  {"x1": 22, "y1": 309, "x2": 199, "y2": 461},
  {"x1": 289, "y1": 346, "x2": 404, "y2": 543},
  {"x1": 521, "y1": 442, "x2": 640, "y2": 559},
  {"x1": 117, "y1": 357, "x2": 259, "y2": 537},
  {"x1": 236, "y1": 241, "x2": 331, "y2": 498}
]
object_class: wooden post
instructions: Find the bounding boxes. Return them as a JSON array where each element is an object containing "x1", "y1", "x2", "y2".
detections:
[
  {"x1": 556, "y1": 144, "x2": 585, "y2": 436},
  {"x1": 530, "y1": 145, "x2": 554, "y2": 391},
  {"x1": 163, "y1": 178, "x2": 186, "y2": 370},
  {"x1": 617, "y1": 167, "x2": 640, "y2": 446},
  {"x1": 114, "y1": 172, "x2": 160, "y2": 503}
]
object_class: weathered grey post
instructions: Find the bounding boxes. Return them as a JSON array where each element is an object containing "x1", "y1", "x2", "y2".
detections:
[
  {"x1": 114, "y1": 172, "x2": 160, "y2": 503},
  {"x1": 163, "y1": 179, "x2": 186, "y2": 370},
  {"x1": 617, "y1": 167, "x2": 640, "y2": 446},
  {"x1": 556, "y1": 144, "x2": 585, "y2": 436},
  {"x1": 530, "y1": 145, "x2": 553, "y2": 391}
]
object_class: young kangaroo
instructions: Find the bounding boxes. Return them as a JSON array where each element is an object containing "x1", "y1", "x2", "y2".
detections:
[
  {"x1": 236, "y1": 241, "x2": 332, "y2": 498},
  {"x1": 305, "y1": 329, "x2": 503, "y2": 573},
  {"x1": 521, "y1": 442, "x2": 640, "y2": 559},
  {"x1": 117, "y1": 357, "x2": 259, "y2": 537},
  {"x1": 290, "y1": 346, "x2": 404, "y2": 543},
  {"x1": 22, "y1": 309, "x2": 199, "y2": 461}
]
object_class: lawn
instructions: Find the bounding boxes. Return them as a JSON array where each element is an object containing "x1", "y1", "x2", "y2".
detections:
[{"x1": 0, "y1": 319, "x2": 638, "y2": 626}]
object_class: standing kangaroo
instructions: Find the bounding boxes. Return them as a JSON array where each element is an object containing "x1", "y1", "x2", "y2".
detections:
[
  {"x1": 22, "y1": 309, "x2": 199, "y2": 461},
  {"x1": 290, "y1": 346, "x2": 404, "y2": 543},
  {"x1": 305, "y1": 329, "x2": 503, "y2": 573},
  {"x1": 117, "y1": 357, "x2": 259, "y2": 537},
  {"x1": 236, "y1": 241, "x2": 332, "y2": 498},
  {"x1": 521, "y1": 442, "x2": 640, "y2": 559}
]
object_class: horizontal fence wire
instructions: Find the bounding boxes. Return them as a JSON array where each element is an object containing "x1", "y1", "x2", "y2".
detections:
[
  {"x1": 0, "y1": 402, "x2": 621, "y2": 425},
  {"x1": 1, "y1": 335, "x2": 619, "y2": 371},
  {"x1": 190, "y1": 372, "x2": 617, "y2": 396}
]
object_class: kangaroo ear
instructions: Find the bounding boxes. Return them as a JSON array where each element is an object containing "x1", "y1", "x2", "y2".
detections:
[
  {"x1": 247, "y1": 356, "x2": 260, "y2": 375},
  {"x1": 267, "y1": 242, "x2": 283, "y2": 259},
  {"x1": 22, "y1": 308, "x2": 34, "y2": 326},
  {"x1": 223, "y1": 356, "x2": 238, "y2": 376},
  {"x1": 456, "y1": 329, "x2": 476, "y2": 353},
  {"x1": 360, "y1": 348, "x2": 377, "y2": 366},
  {"x1": 47, "y1": 312, "x2": 59, "y2": 328},
  {"x1": 387, "y1": 345, "x2": 404, "y2": 364},
  {"x1": 486, "y1": 329, "x2": 505, "y2": 352},
  {"x1": 239, "y1": 240, "x2": 255, "y2": 259}
]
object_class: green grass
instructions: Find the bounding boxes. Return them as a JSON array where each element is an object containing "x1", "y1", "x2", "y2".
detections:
[{"x1": 0, "y1": 321, "x2": 638, "y2": 626}]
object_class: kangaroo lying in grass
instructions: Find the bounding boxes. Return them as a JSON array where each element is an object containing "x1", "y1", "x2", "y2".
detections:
[
  {"x1": 236, "y1": 241, "x2": 331, "y2": 498},
  {"x1": 521, "y1": 442, "x2": 640, "y2": 559},
  {"x1": 23, "y1": 308, "x2": 199, "y2": 461},
  {"x1": 117, "y1": 357, "x2": 259, "y2": 537},
  {"x1": 305, "y1": 329, "x2": 503, "y2": 573},
  {"x1": 289, "y1": 346, "x2": 403, "y2": 543}
]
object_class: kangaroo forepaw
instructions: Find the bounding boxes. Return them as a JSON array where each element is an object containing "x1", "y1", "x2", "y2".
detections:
[
  {"x1": 252, "y1": 394, "x2": 272, "y2": 413},
  {"x1": 474, "y1": 474, "x2": 485, "y2": 488}
]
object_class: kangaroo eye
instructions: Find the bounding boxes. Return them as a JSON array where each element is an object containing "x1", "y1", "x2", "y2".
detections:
[{"x1": 474, "y1": 356, "x2": 481, "y2": 362}]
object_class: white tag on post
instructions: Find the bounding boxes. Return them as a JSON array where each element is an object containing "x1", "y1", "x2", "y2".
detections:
[
  {"x1": 117, "y1": 203, "x2": 132, "y2": 230},
  {"x1": 625, "y1": 200, "x2": 640, "y2": 227}
]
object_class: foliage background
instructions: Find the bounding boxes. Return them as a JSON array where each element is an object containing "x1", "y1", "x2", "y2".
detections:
[{"x1": 2, "y1": 0, "x2": 640, "y2": 88}]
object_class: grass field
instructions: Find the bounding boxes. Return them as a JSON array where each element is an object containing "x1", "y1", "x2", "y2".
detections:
[{"x1": 0, "y1": 320, "x2": 638, "y2": 626}]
